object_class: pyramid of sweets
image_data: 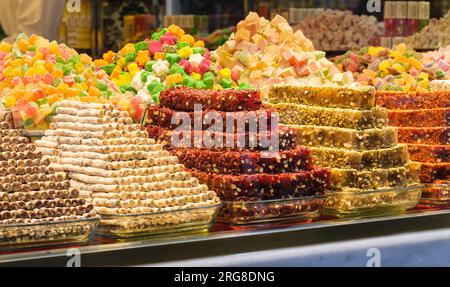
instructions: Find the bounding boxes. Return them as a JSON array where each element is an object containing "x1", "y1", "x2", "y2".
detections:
[
  {"x1": 0, "y1": 121, "x2": 98, "y2": 248},
  {"x1": 0, "y1": 34, "x2": 140, "y2": 130},
  {"x1": 375, "y1": 90, "x2": 450, "y2": 205},
  {"x1": 35, "y1": 100, "x2": 220, "y2": 237},
  {"x1": 267, "y1": 85, "x2": 422, "y2": 217},
  {"x1": 214, "y1": 12, "x2": 354, "y2": 99},
  {"x1": 146, "y1": 87, "x2": 330, "y2": 225}
]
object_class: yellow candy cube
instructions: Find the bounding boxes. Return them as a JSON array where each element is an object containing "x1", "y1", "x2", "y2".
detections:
[
  {"x1": 193, "y1": 40, "x2": 205, "y2": 48},
  {"x1": 177, "y1": 46, "x2": 193, "y2": 58},
  {"x1": 110, "y1": 66, "x2": 122, "y2": 79},
  {"x1": 191, "y1": 72, "x2": 201, "y2": 80},
  {"x1": 368, "y1": 46, "x2": 382, "y2": 56},
  {"x1": 166, "y1": 73, "x2": 183, "y2": 86},
  {"x1": 154, "y1": 52, "x2": 166, "y2": 60},
  {"x1": 4, "y1": 95, "x2": 16, "y2": 108},
  {"x1": 94, "y1": 59, "x2": 109, "y2": 67},
  {"x1": 115, "y1": 73, "x2": 132, "y2": 86},
  {"x1": 0, "y1": 42, "x2": 12, "y2": 53},
  {"x1": 219, "y1": 68, "x2": 231, "y2": 79},
  {"x1": 127, "y1": 63, "x2": 140, "y2": 77},
  {"x1": 28, "y1": 35, "x2": 39, "y2": 45},
  {"x1": 17, "y1": 39, "x2": 29, "y2": 52},
  {"x1": 103, "y1": 51, "x2": 115, "y2": 63},
  {"x1": 75, "y1": 62, "x2": 85, "y2": 74},
  {"x1": 120, "y1": 43, "x2": 135, "y2": 54},
  {"x1": 136, "y1": 50, "x2": 150, "y2": 67},
  {"x1": 180, "y1": 34, "x2": 195, "y2": 44},
  {"x1": 49, "y1": 41, "x2": 60, "y2": 55},
  {"x1": 379, "y1": 60, "x2": 390, "y2": 73},
  {"x1": 168, "y1": 24, "x2": 185, "y2": 37},
  {"x1": 418, "y1": 72, "x2": 429, "y2": 79},
  {"x1": 392, "y1": 63, "x2": 405, "y2": 73},
  {"x1": 80, "y1": 54, "x2": 92, "y2": 65},
  {"x1": 117, "y1": 57, "x2": 126, "y2": 68}
]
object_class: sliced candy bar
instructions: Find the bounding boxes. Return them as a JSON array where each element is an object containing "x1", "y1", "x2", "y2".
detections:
[
  {"x1": 292, "y1": 125, "x2": 397, "y2": 150},
  {"x1": 388, "y1": 108, "x2": 450, "y2": 127},
  {"x1": 190, "y1": 168, "x2": 330, "y2": 201},
  {"x1": 173, "y1": 146, "x2": 314, "y2": 174},
  {"x1": 310, "y1": 145, "x2": 410, "y2": 169},
  {"x1": 159, "y1": 87, "x2": 262, "y2": 111},
  {"x1": 398, "y1": 127, "x2": 450, "y2": 145},
  {"x1": 408, "y1": 144, "x2": 450, "y2": 163},
  {"x1": 375, "y1": 91, "x2": 450, "y2": 109},
  {"x1": 269, "y1": 85, "x2": 375, "y2": 110},
  {"x1": 146, "y1": 125, "x2": 297, "y2": 151},
  {"x1": 266, "y1": 102, "x2": 388, "y2": 130}
]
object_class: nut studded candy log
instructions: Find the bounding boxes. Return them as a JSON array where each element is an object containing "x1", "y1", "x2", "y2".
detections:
[
  {"x1": 419, "y1": 163, "x2": 450, "y2": 183},
  {"x1": 388, "y1": 109, "x2": 450, "y2": 127},
  {"x1": 265, "y1": 102, "x2": 388, "y2": 130},
  {"x1": 190, "y1": 169, "x2": 330, "y2": 201},
  {"x1": 375, "y1": 91, "x2": 450, "y2": 110},
  {"x1": 408, "y1": 144, "x2": 450, "y2": 163},
  {"x1": 146, "y1": 125, "x2": 297, "y2": 151},
  {"x1": 269, "y1": 85, "x2": 376, "y2": 110},
  {"x1": 159, "y1": 87, "x2": 262, "y2": 112},
  {"x1": 292, "y1": 125, "x2": 398, "y2": 151},
  {"x1": 397, "y1": 127, "x2": 450, "y2": 145},
  {"x1": 173, "y1": 147, "x2": 314, "y2": 174},
  {"x1": 310, "y1": 145, "x2": 410, "y2": 169},
  {"x1": 147, "y1": 106, "x2": 277, "y2": 132}
]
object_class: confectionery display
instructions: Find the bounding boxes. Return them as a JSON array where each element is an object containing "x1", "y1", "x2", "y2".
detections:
[
  {"x1": 268, "y1": 85, "x2": 421, "y2": 217},
  {"x1": 421, "y1": 46, "x2": 450, "y2": 80},
  {"x1": 2, "y1": 4, "x2": 450, "y2": 259},
  {"x1": 332, "y1": 44, "x2": 447, "y2": 92},
  {"x1": 376, "y1": 90, "x2": 450, "y2": 205},
  {"x1": 406, "y1": 11, "x2": 450, "y2": 49},
  {"x1": 35, "y1": 100, "x2": 220, "y2": 238},
  {"x1": 94, "y1": 25, "x2": 251, "y2": 107},
  {"x1": 214, "y1": 12, "x2": 354, "y2": 99},
  {"x1": 146, "y1": 87, "x2": 330, "y2": 225},
  {"x1": 0, "y1": 34, "x2": 142, "y2": 130},
  {"x1": 0, "y1": 120, "x2": 99, "y2": 248},
  {"x1": 294, "y1": 10, "x2": 382, "y2": 51}
]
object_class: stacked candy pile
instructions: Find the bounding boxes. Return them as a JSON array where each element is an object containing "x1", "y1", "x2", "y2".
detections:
[
  {"x1": 36, "y1": 100, "x2": 220, "y2": 237},
  {"x1": 146, "y1": 87, "x2": 330, "y2": 225},
  {"x1": 95, "y1": 25, "x2": 250, "y2": 106},
  {"x1": 295, "y1": 9, "x2": 382, "y2": 51},
  {"x1": 0, "y1": 34, "x2": 125, "y2": 130},
  {"x1": 214, "y1": 12, "x2": 354, "y2": 99},
  {"x1": 407, "y1": 11, "x2": 450, "y2": 49},
  {"x1": 333, "y1": 44, "x2": 446, "y2": 92},
  {"x1": 421, "y1": 45, "x2": 450, "y2": 80}
]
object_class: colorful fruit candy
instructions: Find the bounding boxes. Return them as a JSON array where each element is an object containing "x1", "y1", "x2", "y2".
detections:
[
  {"x1": 214, "y1": 12, "x2": 354, "y2": 99},
  {"x1": 0, "y1": 34, "x2": 145, "y2": 129},
  {"x1": 95, "y1": 25, "x2": 251, "y2": 104},
  {"x1": 333, "y1": 44, "x2": 447, "y2": 92}
]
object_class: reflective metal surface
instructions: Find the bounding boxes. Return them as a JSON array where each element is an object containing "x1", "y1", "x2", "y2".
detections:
[{"x1": 1, "y1": 207, "x2": 450, "y2": 265}]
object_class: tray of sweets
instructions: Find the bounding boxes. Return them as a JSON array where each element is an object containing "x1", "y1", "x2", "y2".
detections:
[
  {"x1": 96, "y1": 204, "x2": 221, "y2": 239},
  {"x1": 0, "y1": 217, "x2": 100, "y2": 251}
]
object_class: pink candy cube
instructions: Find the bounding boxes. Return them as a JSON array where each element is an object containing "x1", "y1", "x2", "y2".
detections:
[
  {"x1": 179, "y1": 59, "x2": 194, "y2": 74},
  {"x1": 149, "y1": 41, "x2": 162, "y2": 54},
  {"x1": 197, "y1": 59, "x2": 211, "y2": 75},
  {"x1": 160, "y1": 33, "x2": 177, "y2": 45},
  {"x1": 63, "y1": 76, "x2": 75, "y2": 86},
  {"x1": 42, "y1": 73, "x2": 55, "y2": 85}
]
